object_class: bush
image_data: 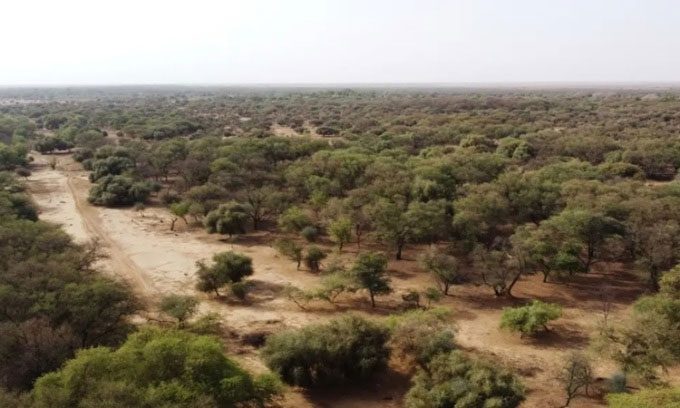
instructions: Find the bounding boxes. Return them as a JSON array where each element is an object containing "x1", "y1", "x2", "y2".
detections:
[
  {"x1": 300, "y1": 225, "x2": 319, "y2": 242},
  {"x1": 32, "y1": 327, "x2": 281, "y2": 408},
  {"x1": 159, "y1": 294, "x2": 198, "y2": 324},
  {"x1": 387, "y1": 308, "x2": 455, "y2": 369},
  {"x1": 88, "y1": 175, "x2": 152, "y2": 207},
  {"x1": 195, "y1": 251, "x2": 253, "y2": 296},
  {"x1": 88, "y1": 156, "x2": 134, "y2": 181},
  {"x1": 203, "y1": 201, "x2": 249, "y2": 237},
  {"x1": 261, "y1": 315, "x2": 389, "y2": 387},
  {"x1": 500, "y1": 300, "x2": 562, "y2": 336},
  {"x1": 607, "y1": 387, "x2": 680, "y2": 408},
  {"x1": 405, "y1": 351, "x2": 525, "y2": 408},
  {"x1": 278, "y1": 206, "x2": 313, "y2": 233},
  {"x1": 304, "y1": 245, "x2": 326, "y2": 273}
]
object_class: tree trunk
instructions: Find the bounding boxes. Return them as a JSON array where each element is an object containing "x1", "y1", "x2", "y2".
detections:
[
  {"x1": 443, "y1": 283, "x2": 450, "y2": 295},
  {"x1": 170, "y1": 217, "x2": 177, "y2": 231},
  {"x1": 370, "y1": 291, "x2": 376, "y2": 308},
  {"x1": 396, "y1": 241, "x2": 404, "y2": 260},
  {"x1": 506, "y1": 270, "x2": 522, "y2": 298}
]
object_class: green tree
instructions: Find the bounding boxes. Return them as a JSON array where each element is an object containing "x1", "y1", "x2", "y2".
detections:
[
  {"x1": 195, "y1": 251, "x2": 253, "y2": 296},
  {"x1": 405, "y1": 351, "x2": 525, "y2": 408},
  {"x1": 303, "y1": 245, "x2": 326, "y2": 273},
  {"x1": 350, "y1": 252, "x2": 391, "y2": 307},
  {"x1": 328, "y1": 216, "x2": 352, "y2": 251},
  {"x1": 159, "y1": 294, "x2": 198, "y2": 326},
  {"x1": 274, "y1": 238, "x2": 303, "y2": 270},
  {"x1": 500, "y1": 300, "x2": 562, "y2": 337},
  {"x1": 32, "y1": 327, "x2": 280, "y2": 408},
  {"x1": 261, "y1": 315, "x2": 389, "y2": 387},
  {"x1": 203, "y1": 201, "x2": 249, "y2": 238},
  {"x1": 169, "y1": 200, "x2": 190, "y2": 231},
  {"x1": 419, "y1": 248, "x2": 466, "y2": 295}
]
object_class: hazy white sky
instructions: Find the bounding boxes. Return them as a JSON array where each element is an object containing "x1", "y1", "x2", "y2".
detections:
[{"x1": 2, "y1": 0, "x2": 680, "y2": 85}]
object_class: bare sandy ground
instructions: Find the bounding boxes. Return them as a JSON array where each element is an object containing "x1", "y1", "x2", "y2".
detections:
[{"x1": 26, "y1": 152, "x2": 647, "y2": 407}]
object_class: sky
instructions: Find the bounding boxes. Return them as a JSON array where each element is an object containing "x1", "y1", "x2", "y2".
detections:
[{"x1": 2, "y1": 0, "x2": 680, "y2": 85}]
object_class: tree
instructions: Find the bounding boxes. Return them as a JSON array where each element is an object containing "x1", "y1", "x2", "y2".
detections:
[
  {"x1": 472, "y1": 246, "x2": 525, "y2": 297},
  {"x1": 195, "y1": 251, "x2": 253, "y2": 296},
  {"x1": 32, "y1": 327, "x2": 281, "y2": 408},
  {"x1": 203, "y1": 201, "x2": 249, "y2": 238},
  {"x1": 370, "y1": 199, "x2": 447, "y2": 260},
  {"x1": 303, "y1": 245, "x2": 326, "y2": 273},
  {"x1": 239, "y1": 186, "x2": 288, "y2": 230},
  {"x1": 278, "y1": 206, "x2": 313, "y2": 233},
  {"x1": 387, "y1": 308, "x2": 456, "y2": 369},
  {"x1": 560, "y1": 353, "x2": 593, "y2": 407},
  {"x1": 328, "y1": 216, "x2": 352, "y2": 251},
  {"x1": 419, "y1": 248, "x2": 466, "y2": 295},
  {"x1": 274, "y1": 238, "x2": 303, "y2": 270},
  {"x1": 159, "y1": 294, "x2": 198, "y2": 325},
  {"x1": 405, "y1": 351, "x2": 525, "y2": 408},
  {"x1": 350, "y1": 252, "x2": 391, "y2": 307},
  {"x1": 542, "y1": 209, "x2": 625, "y2": 273},
  {"x1": 261, "y1": 315, "x2": 389, "y2": 387},
  {"x1": 500, "y1": 300, "x2": 562, "y2": 337},
  {"x1": 168, "y1": 201, "x2": 190, "y2": 231},
  {"x1": 88, "y1": 175, "x2": 152, "y2": 207}
]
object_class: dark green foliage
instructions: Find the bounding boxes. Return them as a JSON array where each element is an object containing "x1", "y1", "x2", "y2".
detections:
[
  {"x1": 261, "y1": 315, "x2": 389, "y2": 387},
  {"x1": 195, "y1": 251, "x2": 253, "y2": 296},
  {"x1": 0, "y1": 172, "x2": 137, "y2": 390},
  {"x1": 203, "y1": 202, "x2": 249, "y2": 237},
  {"x1": 350, "y1": 251, "x2": 391, "y2": 307},
  {"x1": 405, "y1": 351, "x2": 525, "y2": 408},
  {"x1": 88, "y1": 175, "x2": 152, "y2": 207},
  {"x1": 32, "y1": 327, "x2": 281, "y2": 408},
  {"x1": 34, "y1": 137, "x2": 73, "y2": 153},
  {"x1": 303, "y1": 245, "x2": 326, "y2": 272},
  {"x1": 88, "y1": 156, "x2": 135, "y2": 181}
]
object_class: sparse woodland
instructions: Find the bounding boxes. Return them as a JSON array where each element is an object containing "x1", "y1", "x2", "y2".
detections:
[{"x1": 3, "y1": 87, "x2": 680, "y2": 407}]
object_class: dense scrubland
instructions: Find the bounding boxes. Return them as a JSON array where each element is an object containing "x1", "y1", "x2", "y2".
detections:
[{"x1": 2, "y1": 87, "x2": 680, "y2": 407}]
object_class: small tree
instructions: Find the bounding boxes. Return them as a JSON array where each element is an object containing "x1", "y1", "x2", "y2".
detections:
[
  {"x1": 261, "y1": 315, "x2": 390, "y2": 387},
  {"x1": 278, "y1": 206, "x2": 313, "y2": 233},
  {"x1": 329, "y1": 216, "x2": 352, "y2": 251},
  {"x1": 405, "y1": 351, "x2": 525, "y2": 408},
  {"x1": 560, "y1": 353, "x2": 593, "y2": 407},
  {"x1": 195, "y1": 251, "x2": 253, "y2": 296},
  {"x1": 351, "y1": 252, "x2": 392, "y2": 307},
  {"x1": 300, "y1": 225, "x2": 319, "y2": 242},
  {"x1": 160, "y1": 294, "x2": 198, "y2": 326},
  {"x1": 500, "y1": 300, "x2": 562, "y2": 337},
  {"x1": 274, "y1": 238, "x2": 303, "y2": 270},
  {"x1": 419, "y1": 248, "x2": 466, "y2": 295},
  {"x1": 169, "y1": 201, "x2": 190, "y2": 231},
  {"x1": 203, "y1": 201, "x2": 249, "y2": 238},
  {"x1": 304, "y1": 246, "x2": 326, "y2": 273}
]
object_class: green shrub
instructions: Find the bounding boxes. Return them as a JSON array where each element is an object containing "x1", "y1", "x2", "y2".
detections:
[
  {"x1": 303, "y1": 245, "x2": 326, "y2": 273},
  {"x1": 300, "y1": 225, "x2": 319, "y2": 242},
  {"x1": 88, "y1": 175, "x2": 152, "y2": 207},
  {"x1": 195, "y1": 251, "x2": 253, "y2": 296},
  {"x1": 405, "y1": 350, "x2": 525, "y2": 408},
  {"x1": 500, "y1": 300, "x2": 562, "y2": 336},
  {"x1": 32, "y1": 327, "x2": 281, "y2": 408},
  {"x1": 261, "y1": 315, "x2": 389, "y2": 387},
  {"x1": 607, "y1": 387, "x2": 680, "y2": 408}
]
